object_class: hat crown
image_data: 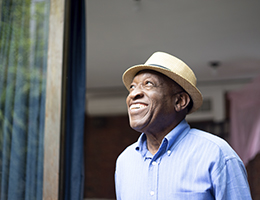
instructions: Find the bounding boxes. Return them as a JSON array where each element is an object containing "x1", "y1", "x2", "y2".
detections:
[{"x1": 144, "y1": 52, "x2": 197, "y2": 87}]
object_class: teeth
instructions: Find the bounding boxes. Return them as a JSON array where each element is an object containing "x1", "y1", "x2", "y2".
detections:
[{"x1": 130, "y1": 103, "x2": 146, "y2": 110}]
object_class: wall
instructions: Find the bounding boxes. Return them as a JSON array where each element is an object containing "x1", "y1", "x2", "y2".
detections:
[
  {"x1": 247, "y1": 153, "x2": 260, "y2": 199},
  {"x1": 84, "y1": 115, "x2": 139, "y2": 199}
]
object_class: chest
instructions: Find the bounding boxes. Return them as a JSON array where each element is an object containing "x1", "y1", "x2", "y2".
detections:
[{"x1": 119, "y1": 151, "x2": 215, "y2": 200}]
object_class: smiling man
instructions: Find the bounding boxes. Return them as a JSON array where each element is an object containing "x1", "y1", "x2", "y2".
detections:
[{"x1": 115, "y1": 52, "x2": 252, "y2": 200}]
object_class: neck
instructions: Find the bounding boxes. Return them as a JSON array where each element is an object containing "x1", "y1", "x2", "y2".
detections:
[
  {"x1": 145, "y1": 118, "x2": 185, "y2": 155},
  {"x1": 146, "y1": 133, "x2": 163, "y2": 155}
]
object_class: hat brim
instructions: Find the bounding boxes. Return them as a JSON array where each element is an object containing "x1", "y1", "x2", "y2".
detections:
[{"x1": 122, "y1": 64, "x2": 203, "y2": 114}]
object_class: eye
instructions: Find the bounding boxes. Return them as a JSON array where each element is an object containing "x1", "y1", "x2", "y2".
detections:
[
  {"x1": 129, "y1": 84, "x2": 135, "y2": 90},
  {"x1": 145, "y1": 80, "x2": 154, "y2": 87}
]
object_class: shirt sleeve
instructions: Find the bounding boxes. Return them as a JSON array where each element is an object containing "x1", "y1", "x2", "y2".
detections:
[
  {"x1": 212, "y1": 157, "x2": 252, "y2": 200},
  {"x1": 115, "y1": 164, "x2": 121, "y2": 200}
]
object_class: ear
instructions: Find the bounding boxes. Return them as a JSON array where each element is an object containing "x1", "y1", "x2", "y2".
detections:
[{"x1": 174, "y1": 92, "x2": 191, "y2": 113}]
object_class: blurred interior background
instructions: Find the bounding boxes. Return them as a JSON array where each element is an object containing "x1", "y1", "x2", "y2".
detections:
[{"x1": 84, "y1": 1, "x2": 260, "y2": 199}]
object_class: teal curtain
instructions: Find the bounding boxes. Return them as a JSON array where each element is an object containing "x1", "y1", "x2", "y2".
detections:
[{"x1": 0, "y1": 0, "x2": 50, "y2": 199}]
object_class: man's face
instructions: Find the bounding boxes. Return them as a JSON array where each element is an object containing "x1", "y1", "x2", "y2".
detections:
[{"x1": 126, "y1": 70, "x2": 183, "y2": 134}]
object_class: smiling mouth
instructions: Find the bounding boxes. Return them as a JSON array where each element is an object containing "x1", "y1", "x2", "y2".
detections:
[{"x1": 129, "y1": 103, "x2": 147, "y2": 110}]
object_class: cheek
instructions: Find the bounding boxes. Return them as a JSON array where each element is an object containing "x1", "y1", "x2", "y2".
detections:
[
  {"x1": 126, "y1": 95, "x2": 130, "y2": 106},
  {"x1": 153, "y1": 93, "x2": 169, "y2": 106},
  {"x1": 155, "y1": 94, "x2": 175, "y2": 113}
]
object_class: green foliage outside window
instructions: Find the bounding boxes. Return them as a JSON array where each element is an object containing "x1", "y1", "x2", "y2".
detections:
[{"x1": 0, "y1": 0, "x2": 50, "y2": 199}]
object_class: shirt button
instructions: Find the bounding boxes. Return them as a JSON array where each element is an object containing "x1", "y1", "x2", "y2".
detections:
[
  {"x1": 152, "y1": 161, "x2": 157, "y2": 165},
  {"x1": 150, "y1": 191, "x2": 155, "y2": 196},
  {"x1": 167, "y1": 150, "x2": 171, "y2": 155}
]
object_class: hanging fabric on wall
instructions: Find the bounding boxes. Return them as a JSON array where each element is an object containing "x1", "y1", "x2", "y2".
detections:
[
  {"x1": 0, "y1": 0, "x2": 49, "y2": 199},
  {"x1": 63, "y1": 0, "x2": 86, "y2": 199},
  {"x1": 228, "y1": 75, "x2": 260, "y2": 165}
]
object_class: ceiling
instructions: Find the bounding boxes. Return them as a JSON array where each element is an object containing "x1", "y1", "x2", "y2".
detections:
[{"x1": 86, "y1": 0, "x2": 260, "y2": 94}]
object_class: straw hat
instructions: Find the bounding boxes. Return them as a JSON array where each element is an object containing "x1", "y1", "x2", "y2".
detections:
[{"x1": 122, "y1": 51, "x2": 203, "y2": 114}]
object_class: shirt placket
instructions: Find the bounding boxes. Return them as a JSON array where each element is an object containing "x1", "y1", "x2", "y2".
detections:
[
  {"x1": 148, "y1": 157, "x2": 161, "y2": 200},
  {"x1": 145, "y1": 139, "x2": 167, "y2": 200}
]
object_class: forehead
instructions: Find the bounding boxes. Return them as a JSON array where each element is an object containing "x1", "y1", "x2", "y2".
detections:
[
  {"x1": 132, "y1": 70, "x2": 184, "y2": 92},
  {"x1": 135, "y1": 69, "x2": 165, "y2": 79},
  {"x1": 134, "y1": 70, "x2": 177, "y2": 86}
]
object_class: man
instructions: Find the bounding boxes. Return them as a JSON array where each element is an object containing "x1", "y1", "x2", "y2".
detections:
[{"x1": 115, "y1": 52, "x2": 252, "y2": 200}]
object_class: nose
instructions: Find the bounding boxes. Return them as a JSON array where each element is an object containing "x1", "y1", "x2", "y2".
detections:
[{"x1": 127, "y1": 84, "x2": 144, "y2": 100}]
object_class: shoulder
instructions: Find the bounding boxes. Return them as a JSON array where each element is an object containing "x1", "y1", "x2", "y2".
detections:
[
  {"x1": 116, "y1": 133, "x2": 147, "y2": 166},
  {"x1": 189, "y1": 128, "x2": 238, "y2": 158},
  {"x1": 116, "y1": 142, "x2": 139, "y2": 166},
  {"x1": 186, "y1": 128, "x2": 245, "y2": 173},
  {"x1": 187, "y1": 130, "x2": 251, "y2": 198}
]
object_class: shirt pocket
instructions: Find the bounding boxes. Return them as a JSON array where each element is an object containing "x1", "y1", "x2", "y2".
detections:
[{"x1": 169, "y1": 191, "x2": 214, "y2": 200}]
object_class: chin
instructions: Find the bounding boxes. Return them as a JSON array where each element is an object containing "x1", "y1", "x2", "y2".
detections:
[
  {"x1": 129, "y1": 119, "x2": 148, "y2": 133},
  {"x1": 130, "y1": 123, "x2": 143, "y2": 133}
]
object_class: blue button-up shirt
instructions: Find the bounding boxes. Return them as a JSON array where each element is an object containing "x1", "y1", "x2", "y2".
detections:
[{"x1": 115, "y1": 120, "x2": 252, "y2": 200}]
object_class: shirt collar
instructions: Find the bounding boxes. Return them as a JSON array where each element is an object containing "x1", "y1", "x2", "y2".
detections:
[
  {"x1": 164, "y1": 119, "x2": 190, "y2": 155},
  {"x1": 135, "y1": 133, "x2": 148, "y2": 157},
  {"x1": 135, "y1": 119, "x2": 190, "y2": 157}
]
